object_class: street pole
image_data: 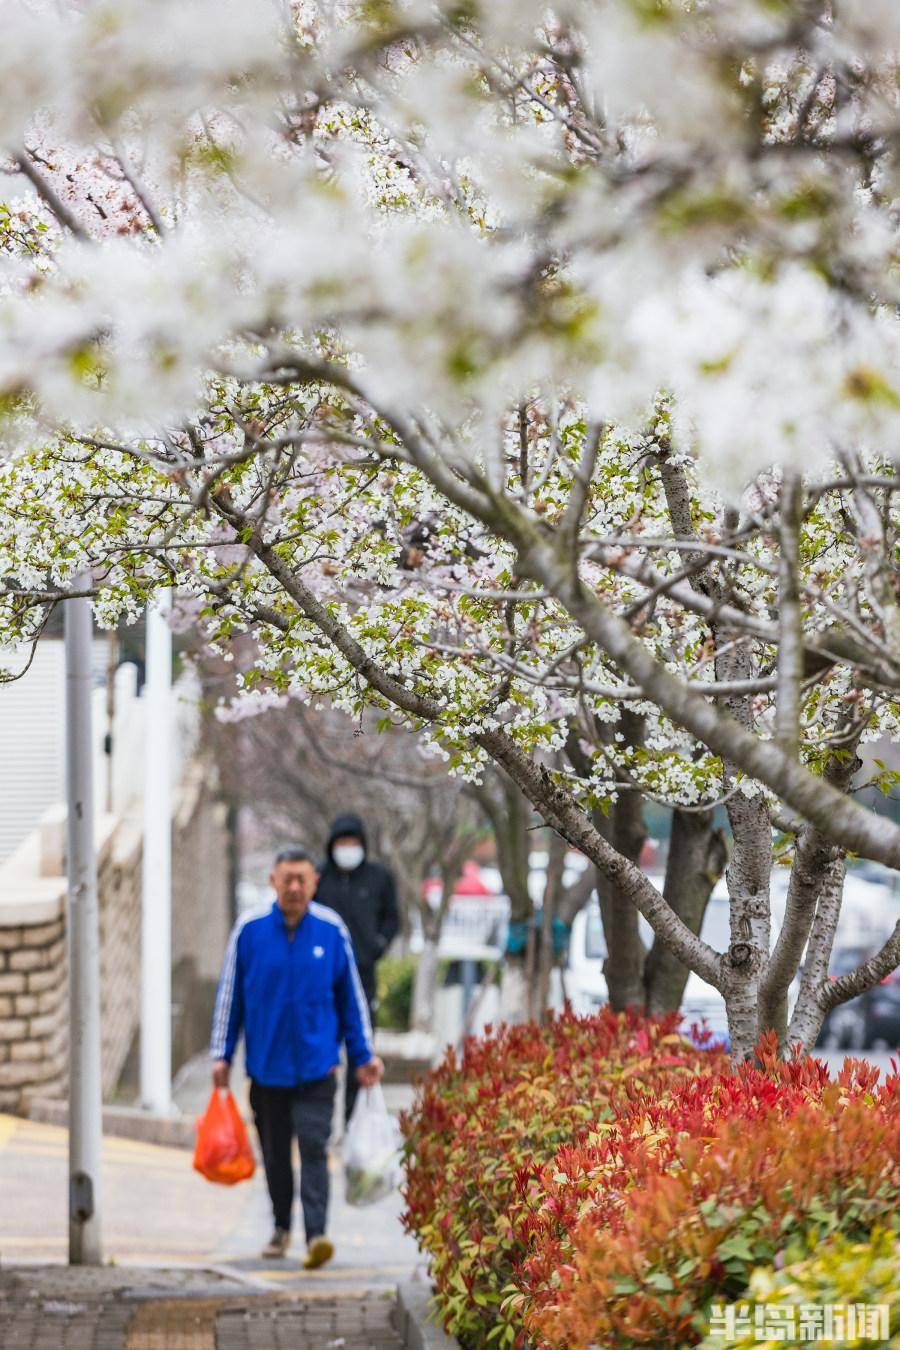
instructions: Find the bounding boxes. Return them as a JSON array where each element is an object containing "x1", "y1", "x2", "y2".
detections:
[
  {"x1": 65, "y1": 586, "x2": 103, "y2": 1265},
  {"x1": 140, "y1": 589, "x2": 172, "y2": 1114},
  {"x1": 104, "y1": 628, "x2": 118, "y2": 813}
]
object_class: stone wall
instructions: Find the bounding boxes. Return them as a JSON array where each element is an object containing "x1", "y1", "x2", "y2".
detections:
[
  {"x1": 170, "y1": 763, "x2": 232, "y2": 1075},
  {"x1": 0, "y1": 914, "x2": 67, "y2": 1114},
  {"x1": 0, "y1": 757, "x2": 231, "y2": 1116},
  {"x1": 98, "y1": 821, "x2": 143, "y2": 1099}
]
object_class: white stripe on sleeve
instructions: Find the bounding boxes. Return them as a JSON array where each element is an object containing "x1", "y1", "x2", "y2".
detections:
[
  {"x1": 309, "y1": 901, "x2": 374, "y2": 1046},
  {"x1": 209, "y1": 906, "x2": 268, "y2": 1058}
]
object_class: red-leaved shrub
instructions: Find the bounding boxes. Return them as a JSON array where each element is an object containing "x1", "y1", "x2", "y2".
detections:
[
  {"x1": 400, "y1": 1007, "x2": 727, "y2": 1346},
  {"x1": 401, "y1": 1012, "x2": 900, "y2": 1350},
  {"x1": 511, "y1": 1043, "x2": 899, "y2": 1347}
]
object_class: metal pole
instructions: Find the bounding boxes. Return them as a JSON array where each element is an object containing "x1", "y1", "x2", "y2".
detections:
[
  {"x1": 65, "y1": 587, "x2": 103, "y2": 1265},
  {"x1": 140, "y1": 589, "x2": 172, "y2": 1114},
  {"x1": 104, "y1": 628, "x2": 118, "y2": 813}
]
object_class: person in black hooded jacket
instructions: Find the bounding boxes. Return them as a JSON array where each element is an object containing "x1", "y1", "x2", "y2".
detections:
[{"x1": 316, "y1": 813, "x2": 400, "y2": 1120}]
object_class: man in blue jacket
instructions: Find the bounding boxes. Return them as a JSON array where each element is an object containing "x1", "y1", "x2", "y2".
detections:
[{"x1": 210, "y1": 846, "x2": 383, "y2": 1266}]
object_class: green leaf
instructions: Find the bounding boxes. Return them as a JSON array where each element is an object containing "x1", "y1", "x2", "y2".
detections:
[{"x1": 719, "y1": 1235, "x2": 756, "y2": 1262}]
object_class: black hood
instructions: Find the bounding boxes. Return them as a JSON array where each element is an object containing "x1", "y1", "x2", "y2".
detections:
[{"x1": 326, "y1": 812, "x2": 368, "y2": 861}]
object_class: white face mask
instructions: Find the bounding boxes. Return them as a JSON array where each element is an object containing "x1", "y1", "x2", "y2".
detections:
[{"x1": 333, "y1": 842, "x2": 364, "y2": 871}]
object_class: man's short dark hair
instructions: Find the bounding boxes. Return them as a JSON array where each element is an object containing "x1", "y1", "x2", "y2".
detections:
[{"x1": 274, "y1": 846, "x2": 311, "y2": 866}]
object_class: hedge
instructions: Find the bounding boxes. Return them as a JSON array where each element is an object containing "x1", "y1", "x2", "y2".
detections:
[
  {"x1": 400, "y1": 1009, "x2": 899, "y2": 1349},
  {"x1": 376, "y1": 953, "x2": 418, "y2": 1030},
  {"x1": 400, "y1": 1007, "x2": 727, "y2": 1345}
]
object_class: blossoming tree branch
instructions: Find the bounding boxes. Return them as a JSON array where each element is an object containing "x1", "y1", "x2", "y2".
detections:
[{"x1": 1, "y1": 0, "x2": 899, "y2": 1057}]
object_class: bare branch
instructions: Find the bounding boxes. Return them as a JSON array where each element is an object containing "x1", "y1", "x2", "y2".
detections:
[
  {"x1": 15, "y1": 150, "x2": 90, "y2": 241},
  {"x1": 111, "y1": 144, "x2": 167, "y2": 235},
  {"x1": 560, "y1": 420, "x2": 603, "y2": 545},
  {"x1": 819, "y1": 920, "x2": 900, "y2": 1011}
]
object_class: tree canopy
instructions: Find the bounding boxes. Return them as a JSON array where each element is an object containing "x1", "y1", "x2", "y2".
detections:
[{"x1": 1, "y1": 0, "x2": 899, "y2": 1055}]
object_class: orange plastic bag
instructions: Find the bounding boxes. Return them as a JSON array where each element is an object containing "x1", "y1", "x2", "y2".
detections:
[{"x1": 193, "y1": 1089, "x2": 256, "y2": 1185}]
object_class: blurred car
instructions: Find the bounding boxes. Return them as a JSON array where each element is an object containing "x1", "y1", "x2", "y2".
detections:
[
  {"x1": 816, "y1": 946, "x2": 872, "y2": 1050},
  {"x1": 865, "y1": 967, "x2": 900, "y2": 1050},
  {"x1": 679, "y1": 893, "x2": 731, "y2": 1048},
  {"x1": 817, "y1": 946, "x2": 900, "y2": 1051},
  {"x1": 680, "y1": 972, "x2": 730, "y2": 1049},
  {"x1": 565, "y1": 892, "x2": 732, "y2": 1046},
  {"x1": 863, "y1": 972, "x2": 900, "y2": 1053},
  {"x1": 565, "y1": 887, "x2": 818, "y2": 1053},
  {"x1": 565, "y1": 897, "x2": 608, "y2": 1014}
]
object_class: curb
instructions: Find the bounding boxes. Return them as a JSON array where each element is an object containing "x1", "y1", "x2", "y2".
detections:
[
  {"x1": 28, "y1": 1098, "x2": 195, "y2": 1150},
  {"x1": 396, "y1": 1282, "x2": 460, "y2": 1349}
]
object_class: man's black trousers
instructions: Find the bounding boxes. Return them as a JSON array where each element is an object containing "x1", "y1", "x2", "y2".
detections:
[{"x1": 249, "y1": 1074, "x2": 336, "y2": 1240}]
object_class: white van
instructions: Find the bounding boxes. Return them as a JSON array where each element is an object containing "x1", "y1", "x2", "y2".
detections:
[
  {"x1": 565, "y1": 885, "x2": 731, "y2": 1044},
  {"x1": 564, "y1": 874, "x2": 847, "y2": 1050},
  {"x1": 565, "y1": 897, "x2": 609, "y2": 1015}
]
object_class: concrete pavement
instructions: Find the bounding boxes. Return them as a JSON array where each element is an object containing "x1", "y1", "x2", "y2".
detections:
[
  {"x1": 0, "y1": 1098, "x2": 430, "y2": 1346},
  {"x1": 0, "y1": 1110, "x2": 424, "y2": 1292},
  {"x1": 0, "y1": 1265, "x2": 405, "y2": 1348}
]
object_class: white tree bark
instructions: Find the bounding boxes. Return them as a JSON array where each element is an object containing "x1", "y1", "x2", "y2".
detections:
[
  {"x1": 410, "y1": 938, "x2": 441, "y2": 1035},
  {"x1": 786, "y1": 856, "x2": 846, "y2": 1049},
  {"x1": 499, "y1": 963, "x2": 529, "y2": 1024}
]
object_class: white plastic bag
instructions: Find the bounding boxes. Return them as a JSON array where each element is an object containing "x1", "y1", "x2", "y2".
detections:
[{"x1": 343, "y1": 1084, "x2": 403, "y2": 1207}]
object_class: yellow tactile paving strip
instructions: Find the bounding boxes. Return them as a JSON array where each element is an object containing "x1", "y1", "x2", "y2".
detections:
[{"x1": 125, "y1": 1298, "x2": 218, "y2": 1350}]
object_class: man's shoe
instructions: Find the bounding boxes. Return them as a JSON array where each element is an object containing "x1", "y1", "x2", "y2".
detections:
[
  {"x1": 303, "y1": 1235, "x2": 334, "y2": 1269},
  {"x1": 261, "y1": 1227, "x2": 291, "y2": 1259}
]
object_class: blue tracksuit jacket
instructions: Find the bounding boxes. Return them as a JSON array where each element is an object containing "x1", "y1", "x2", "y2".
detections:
[{"x1": 209, "y1": 900, "x2": 374, "y2": 1086}]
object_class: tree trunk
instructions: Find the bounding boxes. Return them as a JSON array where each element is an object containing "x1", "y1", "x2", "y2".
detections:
[
  {"x1": 758, "y1": 826, "x2": 840, "y2": 1046},
  {"x1": 471, "y1": 769, "x2": 535, "y2": 1022},
  {"x1": 410, "y1": 931, "x2": 441, "y2": 1033},
  {"x1": 786, "y1": 854, "x2": 846, "y2": 1049},
  {"x1": 760, "y1": 750, "x2": 858, "y2": 1048},
  {"x1": 709, "y1": 533, "x2": 773, "y2": 1061},
  {"x1": 644, "y1": 808, "x2": 727, "y2": 1014},
  {"x1": 565, "y1": 715, "x2": 648, "y2": 1011},
  {"x1": 721, "y1": 778, "x2": 772, "y2": 1058},
  {"x1": 596, "y1": 712, "x2": 648, "y2": 1010},
  {"x1": 524, "y1": 918, "x2": 537, "y2": 1021},
  {"x1": 391, "y1": 852, "x2": 422, "y2": 957}
]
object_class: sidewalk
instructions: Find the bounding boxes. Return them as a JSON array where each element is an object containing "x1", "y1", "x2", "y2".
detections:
[
  {"x1": 0, "y1": 1104, "x2": 431, "y2": 1345},
  {"x1": 0, "y1": 1265, "x2": 405, "y2": 1347},
  {"x1": 0, "y1": 1109, "x2": 423, "y2": 1290},
  {"x1": 0, "y1": 1048, "x2": 439, "y2": 1346}
]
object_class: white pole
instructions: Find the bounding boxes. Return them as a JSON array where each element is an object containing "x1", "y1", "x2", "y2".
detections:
[
  {"x1": 65, "y1": 586, "x2": 103, "y2": 1265},
  {"x1": 140, "y1": 589, "x2": 173, "y2": 1114}
]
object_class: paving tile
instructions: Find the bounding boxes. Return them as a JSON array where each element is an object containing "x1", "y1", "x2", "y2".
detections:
[{"x1": 0, "y1": 1275, "x2": 403, "y2": 1350}]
